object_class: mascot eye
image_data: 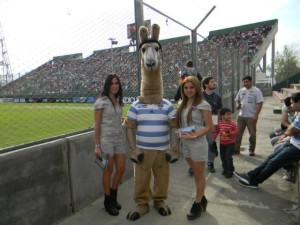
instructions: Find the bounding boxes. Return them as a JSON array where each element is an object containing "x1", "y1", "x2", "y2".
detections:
[
  {"x1": 142, "y1": 48, "x2": 146, "y2": 53},
  {"x1": 155, "y1": 47, "x2": 159, "y2": 52}
]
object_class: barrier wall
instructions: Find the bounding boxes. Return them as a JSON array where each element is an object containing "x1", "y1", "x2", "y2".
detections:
[
  {"x1": 0, "y1": 140, "x2": 72, "y2": 225},
  {"x1": 0, "y1": 131, "x2": 134, "y2": 225},
  {"x1": 66, "y1": 132, "x2": 133, "y2": 213}
]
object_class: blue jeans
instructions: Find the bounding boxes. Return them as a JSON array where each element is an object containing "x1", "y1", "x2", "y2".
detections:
[
  {"x1": 206, "y1": 132, "x2": 215, "y2": 165},
  {"x1": 248, "y1": 142, "x2": 300, "y2": 184}
]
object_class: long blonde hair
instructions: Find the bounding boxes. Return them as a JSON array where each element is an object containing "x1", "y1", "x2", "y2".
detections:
[{"x1": 175, "y1": 76, "x2": 203, "y2": 127}]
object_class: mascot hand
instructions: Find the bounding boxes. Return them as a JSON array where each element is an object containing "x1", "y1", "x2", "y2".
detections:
[
  {"x1": 165, "y1": 147, "x2": 179, "y2": 163},
  {"x1": 130, "y1": 147, "x2": 144, "y2": 164}
]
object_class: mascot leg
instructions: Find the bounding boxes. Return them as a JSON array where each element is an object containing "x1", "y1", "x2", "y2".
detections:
[
  {"x1": 153, "y1": 151, "x2": 171, "y2": 216},
  {"x1": 127, "y1": 151, "x2": 153, "y2": 221}
]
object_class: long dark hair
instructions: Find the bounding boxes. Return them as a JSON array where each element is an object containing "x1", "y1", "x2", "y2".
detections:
[{"x1": 101, "y1": 74, "x2": 124, "y2": 106}]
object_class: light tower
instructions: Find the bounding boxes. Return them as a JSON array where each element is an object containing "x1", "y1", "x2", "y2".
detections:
[
  {"x1": 0, "y1": 22, "x2": 13, "y2": 86},
  {"x1": 108, "y1": 38, "x2": 118, "y2": 73}
]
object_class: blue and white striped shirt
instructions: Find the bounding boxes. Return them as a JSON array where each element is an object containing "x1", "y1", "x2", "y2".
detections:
[{"x1": 127, "y1": 99, "x2": 176, "y2": 150}]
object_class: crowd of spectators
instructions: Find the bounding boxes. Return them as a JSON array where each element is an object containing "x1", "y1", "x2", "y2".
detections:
[{"x1": 0, "y1": 22, "x2": 274, "y2": 99}]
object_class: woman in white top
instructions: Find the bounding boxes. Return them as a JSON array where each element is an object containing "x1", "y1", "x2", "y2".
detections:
[
  {"x1": 175, "y1": 76, "x2": 213, "y2": 220},
  {"x1": 94, "y1": 74, "x2": 126, "y2": 216}
]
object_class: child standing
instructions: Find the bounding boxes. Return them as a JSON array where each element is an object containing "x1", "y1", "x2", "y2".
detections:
[{"x1": 212, "y1": 108, "x2": 238, "y2": 178}]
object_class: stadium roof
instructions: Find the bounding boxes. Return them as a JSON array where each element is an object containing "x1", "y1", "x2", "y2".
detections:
[
  {"x1": 52, "y1": 53, "x2": 83, "y2": 61},
  {"x1": 208, "y1": 19, "x2": 278, "y2": 37}
]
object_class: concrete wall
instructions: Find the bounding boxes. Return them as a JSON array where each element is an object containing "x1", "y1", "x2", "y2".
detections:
[
  {"x1": 66, "y1": 132, "x2": 133, "y2": 213},
  {"x1": 0, "y1": 131, "x2": 134, "y2": 225}
]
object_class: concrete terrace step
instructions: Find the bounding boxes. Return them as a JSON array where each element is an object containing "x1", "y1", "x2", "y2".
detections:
[
  {"x1": 290, "y1": 83, "x2": 300, "y2": 91},
  {"x1": 281, "y1": 88, "x2": 299, "y2": 97},
  {"x1": 272, "y1": 91, "x2": 285, "y2": 104}
]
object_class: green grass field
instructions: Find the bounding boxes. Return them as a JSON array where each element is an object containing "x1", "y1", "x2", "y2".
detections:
[{"x1": 0, "y1": 103, "x2": 131, "y2": 149}]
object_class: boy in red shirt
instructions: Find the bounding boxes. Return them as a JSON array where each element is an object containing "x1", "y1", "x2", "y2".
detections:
[{"x1": 212, "y1": 108, "x2": 238, "y2": 178}]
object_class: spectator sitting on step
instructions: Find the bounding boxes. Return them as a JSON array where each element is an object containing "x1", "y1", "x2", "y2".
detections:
[
  {"x1": 233, "y1": 92, "x2": 300, "y2": 188},
  {"x1": 269, "y1": 96, "x2": 296, "y2": 146},
  {"x1": 272, "y1": 111, "x2": 299, "y2": 183}
]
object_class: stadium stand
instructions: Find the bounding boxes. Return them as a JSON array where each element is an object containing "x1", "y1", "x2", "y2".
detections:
[{"x1": 0, "y1": 19, "x2": 277, "y2": 103}]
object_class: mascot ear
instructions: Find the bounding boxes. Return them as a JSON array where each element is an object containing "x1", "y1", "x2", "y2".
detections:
[
  {"x1": 139, "y1": 26, "x2": 148, "y2": 43},
  {"x1": 151, "y1": 24, "x2": 160, "y2": 41}
]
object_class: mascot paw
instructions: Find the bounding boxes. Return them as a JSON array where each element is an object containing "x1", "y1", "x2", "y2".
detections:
[
  {"x1": 130, "y1": 148, "x2": 144, "y2": 164},
  {"x1": 126, "y1": 212, "x2": 140, "y2": 221},
  {"x1": 126, "y1": 204, "x2": 149, "y2": 221},
  {"x1": 165, "y1": 148, "x2": 179, "y2": 163},
  {"x1": 154, "y1": 201, "x2": 171, "y2": 216}
]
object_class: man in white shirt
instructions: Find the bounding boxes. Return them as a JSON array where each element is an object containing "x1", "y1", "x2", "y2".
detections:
[{"x1": 234, "y1": 76, "x2": 264, "y2": 156}]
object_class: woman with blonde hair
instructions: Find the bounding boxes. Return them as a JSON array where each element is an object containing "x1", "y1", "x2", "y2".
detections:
[{"x1": 175, "y1": 76, "x2": 213, "y2": 220}]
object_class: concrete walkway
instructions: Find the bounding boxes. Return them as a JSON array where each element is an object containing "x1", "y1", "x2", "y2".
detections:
[{"x1": 56, "y1": 96, "x2": 299, "y2": 225}]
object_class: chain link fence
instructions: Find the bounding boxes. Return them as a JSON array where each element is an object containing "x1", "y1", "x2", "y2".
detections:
[{"x1": 0, "y1": 1, "x2": 273, "y2": 150}]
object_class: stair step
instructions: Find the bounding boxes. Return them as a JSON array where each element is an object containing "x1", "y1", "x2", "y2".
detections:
[
  {"x1": 281, "y1": 88, "x2": 298, "y2": 98},
  {"x1": 290, "y1": 83, "x2": 300, "y2": 91},
  {"x1": 272, "y1": 91, "x2": 285, "y2": 104}
]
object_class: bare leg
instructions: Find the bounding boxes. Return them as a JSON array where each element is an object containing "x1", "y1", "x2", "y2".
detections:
[
  {"x1": 187, "y1": 158, "x2": 205, "y2": 202},
  {"x1": 112, "y1": 153, "x2": 126, "y2": 189},
  {"x1": 102, "y1": 157, "x2": 114, "y2": 195}
]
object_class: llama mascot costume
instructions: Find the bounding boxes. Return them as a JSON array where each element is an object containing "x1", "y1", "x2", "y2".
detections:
[{"x1": 124, "y1": 23, "x2": 179, "y2": 221}]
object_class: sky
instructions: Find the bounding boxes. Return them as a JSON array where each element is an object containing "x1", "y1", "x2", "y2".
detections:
[{"x1": 0, "y1": 0, "x2": 299, "y2": 79}]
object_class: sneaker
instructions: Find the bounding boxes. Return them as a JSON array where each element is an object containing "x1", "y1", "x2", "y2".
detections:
[
  {"x1": 249, "y1": 151, "x2": 255, "y2": 156},
  {"x1": 188, "y1": 167, "x2": 193, "y2": 176},
  {"x1": 238, "y1": 179, "x2": 259, "y2": 189},
  {"x1": 225, "y1": 172, "x2": 233, "y2": 178},
  {"x1": 283, "y1": 169, "x2": 296, "y2": 183},
  {"x1": 233, "y1": 151, "x2": 240, "y2": 155},
  {"x1": 282, "y1": 169, "x2": 289, "y2": 180},
  {"x1": 286, "y1": 176, "x2": 296, "y2": 184},
  {"x1": 208, "y1": 164, "x2": 216, "y2": 173},
  {"x1": 233, "y1": 172, "x2": 250, "y2": 184}
]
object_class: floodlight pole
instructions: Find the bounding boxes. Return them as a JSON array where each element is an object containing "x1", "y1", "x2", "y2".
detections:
[
  {"x1": 108, "y1": 38, "x2": 117, "y2": 73},
  {"x1": 192, "y1": 6, "x2": 216, "y2": 69},
  {"x1": 135, "y1": 0, "x2": 144, "y2": 96}
]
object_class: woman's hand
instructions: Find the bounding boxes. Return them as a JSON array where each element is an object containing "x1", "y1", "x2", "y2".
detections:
[
  {"x1": 95, "y1": 147, "x2": 103, "y2": 159},
  {"x1": 181, "y1": 132, "x2": 197, "y2": 139}
]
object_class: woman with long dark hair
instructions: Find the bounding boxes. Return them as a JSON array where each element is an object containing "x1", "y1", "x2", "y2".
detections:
[{"x1": 94, "y1": 74, "x2": 126, "y2": 216}]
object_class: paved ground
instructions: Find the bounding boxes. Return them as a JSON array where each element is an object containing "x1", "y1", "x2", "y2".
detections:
[{"x1": 56, "y1": 96, "x2": 299, "y2": 225}]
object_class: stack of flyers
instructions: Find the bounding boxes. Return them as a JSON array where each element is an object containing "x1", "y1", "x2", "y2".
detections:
[
  {"x1": 179, "y1": 125, "x2": 195, "y2": 133},
  {"x1": 176, "y1": 125, "x2": 196, "y2": 138},
  {"x1": 94, "y1": 154, "x2": 109, "y2": 170}
]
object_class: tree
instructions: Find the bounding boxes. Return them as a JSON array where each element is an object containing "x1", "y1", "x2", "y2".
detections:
[{"x1": 274, "y1": 45, "x2": 300, "y2": 82}]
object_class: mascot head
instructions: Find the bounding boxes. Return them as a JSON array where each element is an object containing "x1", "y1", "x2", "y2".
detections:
[{"x1": 138, "y1": 24, "x2": 163, "y2": 104}]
